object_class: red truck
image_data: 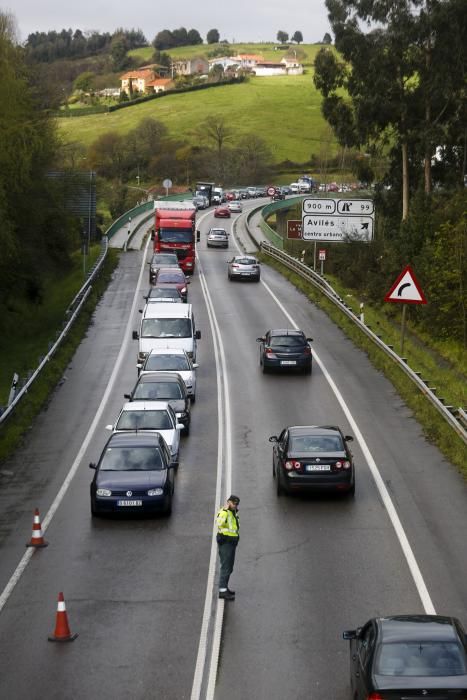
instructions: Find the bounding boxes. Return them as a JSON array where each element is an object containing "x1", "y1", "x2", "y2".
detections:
[{"x1": 153, "y1": 201, "x2": 197, "y2": 274}]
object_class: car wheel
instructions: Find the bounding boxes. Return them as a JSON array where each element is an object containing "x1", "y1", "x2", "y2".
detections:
[
  {"x1": 163, "y1": 495, "x2": 173, "y2": 516},
  {"x1": 255, "y1": 277, "x2": 260, "y2": 283},
  {"x1": 262, "y1": 362, "x2": 268, "y2": 374},
  {"x1": 272, "y1": 459, "x2": 276, "y2": 477},
  {"x1": 276, "y1": 471, "x2": 284, "y2": 497},
  {"x1": 191, "y1": 393, "x2": 196, "y2": 404},
  {"x1": 304, "y1": 363, "x2": 312, "y2": 375},
  {"x1": 91, "y1": 500, "x2": 99, "y2": 517},
  {"x1": 183, "y1": 423, "x2": 190, "y2": 436},
  {"x1": 348, "y1": 481, "x2": 356, "y2": 497}
]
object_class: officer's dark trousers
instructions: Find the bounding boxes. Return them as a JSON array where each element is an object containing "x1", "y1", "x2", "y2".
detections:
[{"x1": 218, "y1": 538, "x2": 238, "y2": 589}]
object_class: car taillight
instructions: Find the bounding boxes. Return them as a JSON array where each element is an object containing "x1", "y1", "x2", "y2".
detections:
[
  {"x1": 232, "y1": 264, "x2": 239, "y2": 268},
  {"x1": 265, "y1": 347, "x2": 276, "y2": 358},
  {"x1": 181, "y1": 287, "x2": 187, "y2": 293},
  {"x1": 367, "y1": 694, "x2": 384, "y2": 700},
  {"x1": 303, "y1": 346, "x2": 311, "y2": 355},
  {"x1": 335, "y1": 461, "x2": 351, "y2": 470},
  {"x1": 285, "y1": 460, "x2": 301, "y2": 471}
]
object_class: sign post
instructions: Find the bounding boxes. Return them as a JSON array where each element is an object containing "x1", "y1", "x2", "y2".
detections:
[
  {"x1": 163, "y1": 178, "x2": 172, "y2": 197},
  {"x1": 384, "y1": 265, "x2": 427, "y2": 354},
  {"x1": 318, "y1": 248, "x2": 326, "y2": 275}
]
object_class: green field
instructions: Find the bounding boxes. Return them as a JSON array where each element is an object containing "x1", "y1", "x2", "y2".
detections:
[
  {"x1": 129, "y1": 42, "x2": 327, "y2": 66},
  {"x1": 58, "y1": 74, "x2": 338, "y2": 163}
]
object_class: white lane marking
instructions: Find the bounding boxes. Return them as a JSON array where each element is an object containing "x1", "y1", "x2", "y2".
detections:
[
  {"x1": 190, "y1": 210, "x2": 233, "y2": 700},
  {"x1": 260, "y1": 278, "x2": 436, "y2": 615},
  {"x1": 0, "y1": 237, "x2": 152, "y2": 615}
]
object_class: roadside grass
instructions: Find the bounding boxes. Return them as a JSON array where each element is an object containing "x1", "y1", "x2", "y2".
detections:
[
  {"x1": 129, "y1": 42, "x2": 328, "y2": 66},
  {"x1": 0, "y1": 248, "x2": 120, "y2": 462},
  {"x1": 261, "y1": 255, "x2": 467, "y2": 477},
  {"x1": 57, "y1": 74, "x2": 337, "y2": 162}
]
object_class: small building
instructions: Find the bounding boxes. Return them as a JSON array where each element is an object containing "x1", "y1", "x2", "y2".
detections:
[
  {"x1": 280, "y1": 57, "x2": 304, "y2": 74},
  {"x1": 172, "y1": 57, "x2": 209, "y2": 76},
  {"x1": 252, "y1": 61, "x2": 287, "y2": 77},
  {"x1": 120, "y1": 68, "x2": 161, "y2": 95},
  {"x1": 146, "y1": 78, "x2": 174, "y2": 94},
  {"x1": 232, "y1": 53, "x2": 264, "y2": 69},
  {"x1": 208, "y1": 56, "x2": 239, "y2": 72}
]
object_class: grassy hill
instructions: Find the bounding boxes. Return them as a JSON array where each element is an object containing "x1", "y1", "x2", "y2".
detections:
[
  {"x1": 129, "y1": 42, "x2": 327, "y2": 66},
  {"x1": 58, "y1": 74, "x2": 339, "y2": 163}
]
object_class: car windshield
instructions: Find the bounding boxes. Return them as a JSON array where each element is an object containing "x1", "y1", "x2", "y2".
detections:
[
  {"x1": 210, "y1": 231, "x2": 227, "y2": 237},
  {"x1": 159, "y1": 228, "x2": 192, "y2": 243},
  {"x1": 116, "y1": 410, "x2": 172, "y2": 431},
  {"x1": 290, "y1": 435, "x2": 343, "y2": 452},
  {"x1": 152, "y1": 255, "x2": 178, "y2": 265},
  {"x1": 157, "y1": 271, "x2": 185, "y2": 283},
  {"x1": 100, "y1": 446, "x2": 164, "y2": 471},
  {"x1": 141, "y1": 318, "x2": 191, "y2": 338},
  {"x1": 375, "y1": 641, "x2": 467, "y2": 677},
  {"x1": 145, "y1": 355, "x2": 189, "y2": 371},
  {"x1": 133, "y1": 382, "x2": 183, "y2": 400},
  {"x1": 235, "y1": 258, "x2": 257, "y2": 265},
  {"x1": 269, "y1": 335, "x2": 305, "y2": 348},
  {"x1": 149, "y1": 289, "x2": 180, "y2": 299}
]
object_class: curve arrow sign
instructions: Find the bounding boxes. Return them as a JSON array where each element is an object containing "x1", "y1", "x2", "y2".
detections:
[{"x1": 385, "y1": 265, "x2": 427, "y2": 304}]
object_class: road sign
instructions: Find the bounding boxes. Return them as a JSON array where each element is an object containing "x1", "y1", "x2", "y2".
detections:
[
  {"x1": 303, "y1": 198, "x2": 336, "y2": 214},
  {"x1": 267, "y1": 186, "x2": 276, "y2": 196},
  {"x1": 336, "y1": 199, "x2": 374, "y2": 215},
  {"x1": 287, "y1": 220, "x2": 302, "y2": 239},
  {"x1": 384, "y1": 265, "x2": 427, "y2": 304},
  {"x1": 318, "y1": 249, "x2": 326, "y2": 261},
  {"x1": 302, "y1": 215, "x2": 373, "y2": 242},
  {"x1": 163, "y1": 178, "x2": 172, "y2": 189}
]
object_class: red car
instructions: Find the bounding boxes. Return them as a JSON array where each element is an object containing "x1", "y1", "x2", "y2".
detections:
[
  {"x1": 225, "y1": 192, "x2": 236, "y2": 201},
  {"x1": 214, "y1": 206, "x2": 231, "y2": 218},
  {"x1": 152, "y1": 267, "x2": 190, "y2": 302}
]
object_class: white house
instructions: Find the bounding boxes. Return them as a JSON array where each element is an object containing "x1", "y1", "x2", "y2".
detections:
[
  {"x1": 252, "y1": 61, "x2": 287, "y2": 77},
  {"x1": 208, "y1": 56, "x2": 239, "y2": 72}
]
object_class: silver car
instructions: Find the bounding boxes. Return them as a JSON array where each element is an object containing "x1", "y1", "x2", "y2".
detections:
[
  {"x1": 138, "y1": 348, "x2": 198, "y2": 400},
  {"x1": 207, "y1": 228, "x2": 229, "y2": 248},
  {"x1": 106, "y1": 401, "x2": 183, "y2": 467},
  {"x1": 228, "y1": 255, "x2": 261, "y2": 282}
]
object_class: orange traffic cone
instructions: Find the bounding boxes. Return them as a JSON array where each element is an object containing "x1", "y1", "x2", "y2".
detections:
[
  {"x1": 48, "y1": 592, "x2": 78, "y2": 642},
  {"x1": 26, "y1": 508, "x2": 48, "y2": 548}
]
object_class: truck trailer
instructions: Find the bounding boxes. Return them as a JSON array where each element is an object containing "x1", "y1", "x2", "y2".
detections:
[{"x1": 153, "y1": 201, "x2": 197, "y2": 274}]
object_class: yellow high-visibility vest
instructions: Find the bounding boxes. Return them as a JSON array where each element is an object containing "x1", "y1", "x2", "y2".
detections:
[{"x1": 216, "y1": 508, "x2": 239, "y2": 538}]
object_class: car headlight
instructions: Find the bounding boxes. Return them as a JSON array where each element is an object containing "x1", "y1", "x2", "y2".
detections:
[
  {"x1": 186, "y1": 262, "x2": 193, "y2": 267},
  {"x1": 176, "y1": 412, "x2": 187, "y2": 419},
  {"x1": 181, "y1": 287, "x2": 187, "y2": 293},
  {"x1": 96, "y1": 488, "x2": 112, "y2": 497},
  {"x1": 148, "y1": 488, "x2": 164, "y2": 496}
]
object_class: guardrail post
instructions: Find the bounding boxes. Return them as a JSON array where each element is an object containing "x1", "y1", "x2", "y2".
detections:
[{"x1": 8, "y1": 373, "x2": 19, "y2": 406}]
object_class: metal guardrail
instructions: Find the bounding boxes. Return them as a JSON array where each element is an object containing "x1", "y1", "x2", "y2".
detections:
[
  {"x1": 260, "y1": 242, "x2": 467, "y2": 446},
  {"x1": 0, "y1": 236, "x2": 109, "y2": 426}
]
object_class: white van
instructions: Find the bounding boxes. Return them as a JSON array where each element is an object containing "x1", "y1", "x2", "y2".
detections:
[
  {"x1": 290, "y1": 182, "x2": 300, "y2": 194},
  {"x1": 133, "y1": 302, "x2": 200, "y2": 366}
]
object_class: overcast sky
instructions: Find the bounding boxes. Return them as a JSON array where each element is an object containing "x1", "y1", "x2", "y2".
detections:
[{"x1": 10, "y1": 0, "x2": 332, "y2": 45}]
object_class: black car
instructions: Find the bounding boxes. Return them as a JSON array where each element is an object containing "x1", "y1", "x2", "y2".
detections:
[
  {"x1": 343, "y1": 615, "x2": 467, "y2": 699},
  {"x1": 89, "y1": 432, "x2": 175, "y2": 516},
  {"x1": 272, "y1": 188, "x2": 285, "y2": 200},
  {"x1": 270, "y1": 425, "x2": 355, "y2": 496},
  {"x1": 256, "y1": 328, "x2": 313, "y2": 374},
  {"x1": 124, "y1": 371, "x2": 191, "y2": 434}
]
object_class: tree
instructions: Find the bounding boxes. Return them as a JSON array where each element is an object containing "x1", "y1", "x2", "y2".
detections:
[
  {"x1": 172, "y1": 27, "x2": 188, "y2": 47},
  {"x1": 322, "y1": 32, "x2": 332, "y2": 44},
  {"x1": 291, "y1": 31, "x2": 303, "y2": 44},
  {"x1": 277, "y1": 30, "x2": 289, "y2": 44},
  {"x1": 73, "y1": 71, "x2": 95, "y2": 93},
  {"x1": 110, "y1": 33, "x2": 129, "y2": 71},
  {"x1": 187, "y1": 28, "x2": 203, "y2": 45},
  {"x1": 153, "y1": 30, "x2": 175, "y2": 50},
  {"x1": 207, "y1": 28, "x2": 220, "y2": 44},
  {"x1": 196, "y1": 114, "x2": 234, "y2": 181}
]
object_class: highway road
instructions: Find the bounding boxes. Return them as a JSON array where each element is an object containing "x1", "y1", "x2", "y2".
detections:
[{"x1": 0, "y1": 200, "x2": 465, "y2": 699}]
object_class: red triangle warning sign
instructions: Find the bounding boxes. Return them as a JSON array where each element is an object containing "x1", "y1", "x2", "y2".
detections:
[{"x1": 384, "y1": 265, "x2": 427, "y2": 304}]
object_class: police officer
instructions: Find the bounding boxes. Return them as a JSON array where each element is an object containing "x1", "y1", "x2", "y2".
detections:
[{"x1": 216, "y1": 495, "x2": 240, "y2": 600}]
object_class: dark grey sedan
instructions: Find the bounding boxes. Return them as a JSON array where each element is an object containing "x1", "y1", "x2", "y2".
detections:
[{"x1": 228, "y1": 255, "x2": 260, "y2": 282}]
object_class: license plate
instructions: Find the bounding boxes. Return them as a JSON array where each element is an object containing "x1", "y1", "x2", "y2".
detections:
[
  {"x1": 306, "y1": 465, "x2": 331, "y2": 472},
  {"x1": 281, "y1": 360, "x2": 296, "y2": 365},
  {"x1": 117, "y1": 500, "x2": 142, "y2": 506}
]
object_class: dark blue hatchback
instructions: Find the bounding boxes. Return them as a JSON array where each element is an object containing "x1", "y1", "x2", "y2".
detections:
[{"x1": 90, "y1": 432, "x2": 175, "y2": 516}]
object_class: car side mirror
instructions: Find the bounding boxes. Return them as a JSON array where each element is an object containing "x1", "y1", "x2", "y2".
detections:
[
  {"x1": 195, "y1": 330, "x2": 201, "y2": 339},
  {"x1": 307, "y1": 337, "x2": 313, "y2": 342},
  {"x1": 143, "y1": 295, "x2": 148, "y2": 301},
  {"x1": 196, "y1": 230, "x2": 201, "y2": 242},
  {"x1": 89, "y1": 462, "x2": 97, "y2": 470},
  {"x1": 344, "y1": 435, "x2": 354, "y2": 442},
  {"x1": 192, "y1": 363, "x2": 199, "y2": 369},
  {"x1": 105, "y1": 424, "x2": 113, "y2": 431},
  {"x1": 343, "y1": 630, "x2": 357, "y2": 640},
  {"x1": 132, "y1": 331, "x2": 139, "y2": 340},
  {"x1": 256, "y1": 337, "x2": 265, "y2": 343},
  {"x1": 124, "y1": 393, "x2": 131, "y2": 399},
  {"x1": 269, "y1": 436, "x2": 278, "y2": 443},
  {"x1": 176, "y1": 423, "x2": 184, "y2": 430}
]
